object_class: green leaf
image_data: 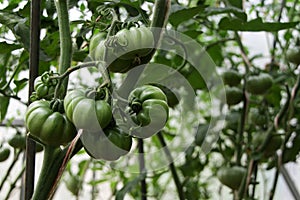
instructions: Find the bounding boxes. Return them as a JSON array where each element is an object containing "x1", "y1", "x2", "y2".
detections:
[
  {"x1": 219, "y1": 17, "x2": 299, "y2": 32},
  {"x1": 169, "y1": 6, "x2": 205, "y2": 27},
  {"x1": 204, "y1": 7, "x2": 247, "y2": 21},
  {"x1": 14, "y1": 21, "x2": 30, "y2": 50},
  {"x1": 0, "y1": 42, "x2": 21, "y2": 54},
  {"x1": 227, "y1": 0, "x2": 242, "y2": 9},
  {"x1": 13, "y1": 78, "x2": 28, "y2": 93},
  {"x1": 115, "y1": 173, "x2": 146, "y2": 200},
  {"x1": 0, "y1": 96, "x2": 10, "y2": 122}
]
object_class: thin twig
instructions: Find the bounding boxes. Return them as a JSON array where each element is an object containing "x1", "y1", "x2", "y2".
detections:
[
  {"x1": 0, "y1": 150, "x2": 22, "y2": 190},
  {"x1": 157, "y1": 132, "x2": 185, "y2": 200},
  {"x1": 4, "y1": 165, "x2": 26, "y2": 200}
]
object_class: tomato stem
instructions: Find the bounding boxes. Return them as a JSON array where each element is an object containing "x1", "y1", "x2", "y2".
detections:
[{"x1": 54, "y1": 0, "x2": 72, "y2": 98}]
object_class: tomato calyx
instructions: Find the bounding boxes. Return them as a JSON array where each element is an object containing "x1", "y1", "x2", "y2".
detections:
[
  {"x1": 130, "y1": 101, "x2": 142, "y2": 114},
  {"x1": 50, "y1": 99, "x2": 64, "y2": 113}
]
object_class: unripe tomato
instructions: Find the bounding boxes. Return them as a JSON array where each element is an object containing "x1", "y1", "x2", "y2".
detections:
[
  {"x1": 33, "y1": 73, "x2": 57, "y2": 100},
  {"x1": 93, "y1": 40, "x2": 133, "y2": 73},
  {"x1": 8, "y1": 134, "x2": 26, "y2": 149},
  {"x1": 25, "y1": 100, "x2": 77, "y2": 146},
  {"x1": 253, "y1": 133, "x2": 283, "y2": 157},
  {"x1": 128, "y1": 85, "x2": 169, "y2": 138},
  {"x1": 0, "y1": 148, "x2": 10, "y2": 162},
  {"x1": 64, "y1": 89, "x2": 112, "y2": 131},
  {"x1": 89, "y1": 32, "x2": 106, "y2": 60},
  {"x1": 8, "y1": 134, "x2": 44, "y2": 152},
  {"x1": 246, "y1": 73, "x2": 273, "y2": 95},
  {"x1": 250, "y1": 109, "x2": 268, "y2": 127},
  {"x1": 113, "y1": 27, "x2": 154, "y2": 59},
  {"x1": 82, "y1": 127, "x2": 132, "y2": 161},
  {"x1": 222, "y1": 70, "x2": 242, "y2": 87},
  {"x1": 217, "y1": 166, "x2": 247, "y2": 190},
  {"x1": 225, "y1": 87, "x2": 243, "y2": 106},
  {"x1": 287, "y1": 47, "x2": 300, "y2": 65}
]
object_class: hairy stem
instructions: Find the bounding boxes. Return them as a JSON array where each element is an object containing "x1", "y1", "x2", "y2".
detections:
[{"x1": 55, "y1": 0, "x2": 72, "y2": 98}]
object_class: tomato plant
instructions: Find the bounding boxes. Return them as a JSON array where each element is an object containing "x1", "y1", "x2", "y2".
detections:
[{"x1": 1, "y1": 0, "x2": 300, "y2": 199}]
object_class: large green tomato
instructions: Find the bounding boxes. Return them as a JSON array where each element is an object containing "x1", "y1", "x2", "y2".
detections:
[
  {"x1": 89, "y1": 32, "x2": 106, "y2": 60},
  {"x1": 217, "y1": 166, "x2": 247, "y2": 190},
  {"x1": 83, "y1": 127, "x2": 132, "y2": 161},
  {"x1": 113, "y1": 26, "x2": 154, "y2": 59},
  {"x1": 128, "y1": 85, "x2": 169, "y2": 138},
  {"x1": 25, "y1": 100, "x2": 77, "y2": 146},
  {"x1": 64, "y1": 89, "x2": 112, "y2": 131},
  {"x1": 90, "y1": 27, "x2": 154, "y2": 73},
  {"x1": 93, "y1": 40, "x2": 133, "y2": 73},
  {"x1": 246, "y1": 73, "x2": 273, "y2": 95}
]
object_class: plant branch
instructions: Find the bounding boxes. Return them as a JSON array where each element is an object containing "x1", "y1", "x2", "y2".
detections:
[
  {"x1": 0, "y1": 150, "x2": 22, "y2": 190},
  {"x1": 138, "y1": 139, "x2": 147, "y2": 200},
  {"x1": 157, "y1": 132, "x2": 185, "y2": 200},
  {"x1": 4, "y1": 165, "x2": 26, "y2": 200}
]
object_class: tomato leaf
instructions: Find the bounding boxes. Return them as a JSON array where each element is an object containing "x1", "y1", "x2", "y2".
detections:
[
  {"x1": 204, "y1": 7, "x2": 247, "y2": 21},
  {"x1": 169, "y1": 6, "x2": 206, "y2": 27},
  {"x1": 219, "y1": 17, "x2": 299, "y2": 32},
  {"x1": 0, "y1": 96, "x2": 10, "y2": 122},
  {"x1": 115, "y1": 173, "x2": 146, "y2": 200}
]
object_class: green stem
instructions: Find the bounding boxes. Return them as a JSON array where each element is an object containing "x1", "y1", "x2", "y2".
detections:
[
  {"x1": 157, "y1": 132, "x2": 185, "y2": 200},
  {"x1": 55, "y1": 0, "x2": 72, "y2": 98},
  {"x1": 4, "y1": 165, "x2": 25, "y2": 200},
  {"x1": 32, "y1": 146, "x2": 61, "y2": 200}
]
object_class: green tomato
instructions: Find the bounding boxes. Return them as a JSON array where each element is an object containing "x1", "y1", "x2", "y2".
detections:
[
  {"x1": 217, "y1": 166, "x2": 247, "y2": 190},
  {"x1": 64, "y1": 89, "x2": 112, "y2": 131},
  {"x1": 128, "y1": 85, "x2": 169, "y2": 138},
  {"x1": 253, "y1": 133, "x2": 283, "y2": 158},
  {"x1": 93, "y1": 40, "x2": 133, "y2": 73},
  {"x1": 287, "y1": 47, "x2": 300, "y2": 65},
  {"x1": 89, "y1": 32, "x2": 106, "y2": 60},
  {"x1": 250, "y1": 109, "x2": 268, "y2": 127},
  {"x1": 25, "y1": 100, "x2": 77, "y2": 146},
  {"x1": 8, "y1": 134, "x2": 44, "y2": 152},
  {"x1": 34, "y1": 75, "x2": 56, "y2": 100},
  {"x1": 113, "y1": 26, "x2": 154, "y2": 59},
  {"x1": 149, "y1": 83, "x2": 179, "y2": 108},
  {"x1": 8, "y1": 134, "x2": 26, "y2": 149},
  {"x1": 246, "y1": 73, "x2": 273, "y2": 95},
  {"x1": 225, "y1": 87, "x2": 243, "y2": 106},
  {"x1": 222, "y1": 70, "x2": 242, "y2": 87},
  {"x1": 83, "y1": 127, "x2": 132, "y2": 161},
  {"x1": 0, "y1": 148, "x2": 10, "y2": 162}
]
